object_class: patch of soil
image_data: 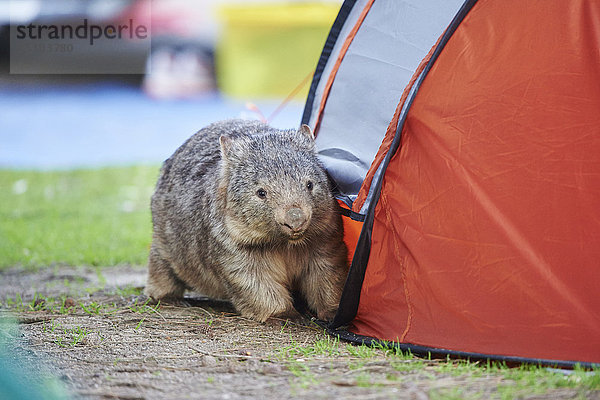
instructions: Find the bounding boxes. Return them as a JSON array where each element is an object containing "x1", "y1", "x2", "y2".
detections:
[{"x1": 1, "y1": 265, "x2": 598, "y2": 400}]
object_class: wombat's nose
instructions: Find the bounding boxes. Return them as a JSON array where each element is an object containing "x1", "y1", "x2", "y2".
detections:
[{"x1": 284, "y1": 208, "x2": 308, "y2": 232}]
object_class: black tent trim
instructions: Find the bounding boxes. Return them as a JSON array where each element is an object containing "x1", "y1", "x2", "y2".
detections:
[
  {"x1": 304, "y1": 318, "x2": 598, "y2": 369},
  {"x1": 301, "y1": 0, "x2": 358, "y2": 126},
  {"x1": 330, "y1": 0, "x2": 479, "y2": 330},
  {"x1": 338, "y1": 206, "x2": 365, "y2": 222},
  {"x1": 329, "y1": 327, "x2": 599, "y2": 369}
]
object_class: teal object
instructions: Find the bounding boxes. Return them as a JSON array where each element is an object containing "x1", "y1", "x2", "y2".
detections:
[{"x1": 0, "y1": 317, "x2": 69, "y2": 400}]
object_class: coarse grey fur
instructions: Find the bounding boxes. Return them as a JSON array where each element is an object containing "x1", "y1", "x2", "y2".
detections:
[{"x1": 145, "y1": 119, "x2": 348, "y2": 322}]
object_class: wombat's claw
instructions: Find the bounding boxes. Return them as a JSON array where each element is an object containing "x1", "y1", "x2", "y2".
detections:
[
  {"x1": 157, "y1": 297, "x2": 192, "y2": 307},
  {"x1": 136, "y1": 294, "x2": 190, "y2": 307}
]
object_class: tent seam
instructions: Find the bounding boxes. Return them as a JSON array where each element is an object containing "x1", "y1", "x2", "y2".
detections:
[
  {"x1": 352, "y1": 41, "x2": 438, "y2": 213},
  {"x1": 381, "y1": 189, "x2": 413, "y2": 341}
]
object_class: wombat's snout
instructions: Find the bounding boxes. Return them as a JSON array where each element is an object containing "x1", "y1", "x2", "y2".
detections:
[{"x1": 280, "y1": 207, "x2": 310, "y2": 238}]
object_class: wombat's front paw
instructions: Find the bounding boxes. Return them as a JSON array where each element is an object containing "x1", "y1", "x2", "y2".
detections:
[{"x1": 235, "y1": 297, "x2": 293, "y2": 323}]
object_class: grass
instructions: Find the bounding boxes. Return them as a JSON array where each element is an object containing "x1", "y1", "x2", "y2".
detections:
[
  {"x1": 127, "y1": 297, "x2": 161, "y2": 314},
  {"x1": 287, "y1": 360, "x2": 318, "y2": 389},
  {"x1": 275, "y1": 334, "x2": 600, "y2": 397},
  {"x1": 493, "y1": 364, "x2": 600, "y2": 399},
  {"x1": 0, "y1": 291, "x2": 162, "y2": 320},
  {"x1": 40, "y1": 319, "x2": 96, "y2": 348},
  {"x1": 0, "y1": 166, "x2": 159, "y2": 268},
  {"x1": 277, "y1": 335, "x2": 342, "y2": 360}
]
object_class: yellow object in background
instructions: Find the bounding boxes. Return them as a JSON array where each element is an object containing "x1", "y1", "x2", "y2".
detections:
[{"x1": 216, "y1": 2, "x2": 340, "y2": 98}]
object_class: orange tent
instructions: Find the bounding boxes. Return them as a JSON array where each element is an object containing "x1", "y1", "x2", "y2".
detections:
[{"x1": 303, "y1": 0, "x2": 600, "y2": 367}]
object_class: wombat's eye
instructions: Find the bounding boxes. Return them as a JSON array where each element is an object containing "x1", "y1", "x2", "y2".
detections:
[
  {"x1": 256, "y1": 188, "x2": 267, "y2": 199},
  {"x1": 306, "y1": 181, "x2": 314, "y2": 191}
]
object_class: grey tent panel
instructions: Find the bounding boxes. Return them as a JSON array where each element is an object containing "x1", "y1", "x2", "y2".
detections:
[
  {"x1": 310, "y1": 0, "x2": 465, "y2": 208},
  {"x1": 305, "y1": 0, "x2": 371, "y2": 131}
]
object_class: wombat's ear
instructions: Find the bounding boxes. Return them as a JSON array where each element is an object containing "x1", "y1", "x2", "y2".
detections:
[
  {"x1": 219, "y1": 135, "x2": 233, "y2": 160},
  {"x1": 299, "y1": 124, "x2": 315, "y2": 141}
]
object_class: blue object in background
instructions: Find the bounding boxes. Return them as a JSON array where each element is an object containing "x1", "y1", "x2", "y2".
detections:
[{"x1": 0, "y1": 83, "x2": 304, "y2": 170}]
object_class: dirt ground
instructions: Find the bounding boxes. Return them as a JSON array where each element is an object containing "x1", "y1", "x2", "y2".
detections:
[{"x1": 1, "y1": 265, "x2": 598, "y2": 400}]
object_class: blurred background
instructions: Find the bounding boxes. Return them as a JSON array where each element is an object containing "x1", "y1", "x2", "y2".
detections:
[
  {"x1": 0, "y1": 0, "x2": 341, "y2": 169},
  {"x1": 0, "y1": 0, "x2": 341, "y2": 268}
]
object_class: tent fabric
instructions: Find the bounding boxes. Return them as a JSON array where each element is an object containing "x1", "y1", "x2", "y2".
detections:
[
  {"x1": 351, "y1": 0, "x2": 600, "y2": 365},
  {"x1": 305, "y1": 0, "x2": 600, "y2": 366},
  {"x1": 303, "y1": 0, "x2": 465, "y2": 208},
  {"x1": 331, "y1": 0, "x2": 478, "y2": 333}
]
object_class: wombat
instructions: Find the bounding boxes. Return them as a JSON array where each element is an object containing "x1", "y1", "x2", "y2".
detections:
[{"x1": 145, "y1": 119, "x2": 348, "y2": 322}]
